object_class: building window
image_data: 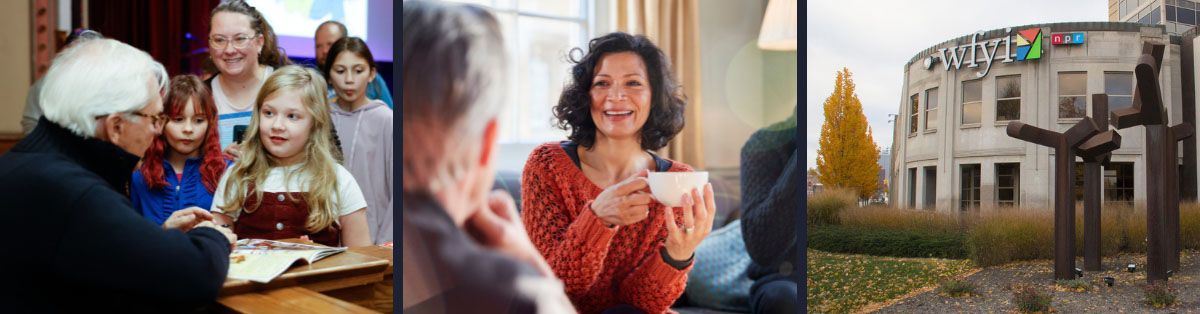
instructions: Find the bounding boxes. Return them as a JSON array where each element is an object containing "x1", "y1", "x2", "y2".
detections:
[
  {"x1": 924, "y1": 88, "x2": 938, "y2": 131},
  {"x1": 1106, "y1": 72, "x2": 1135, "y2": 113},
  {"x1": 996, "y1": 163, "x2": 1020, "y2": 207},
  {"x1": 444, "y1": 0, "x2": 590, "y2": 144},
  {"x1": 960, "y1": 164, "x2": 981, "y2": 210},
  {"x1": 910, "y1": 93, "x2": 919, "y2": 135},
  {"x1": 996, "y1": 75, "x2": 1021, "y2": 121},
  {"x1": 1153, "y1": 7, "x2": 1162, "y2": 24},
  {"x1": 1058, "y1": 72, "x2": 1087, "y2": 119},
  {"x1": 1181, "y1": 7, "x2": 1196, "y2": 25},
  {"x1": 1105, "y1": 162, "x2": 1135, "y2": 205},
  {"x1": 1121, "y1": 0, "x2": 1129, "y2": 19},
  {"x1": 924, "y1": 166, "x2": 936, "y2": 209},
  {"x1": 962, "y1": 80, "x2": 982, "y2": 125},
  {"x1": 908, "y1": 168, "x2": 918, "y2": 208},
  {"x1": 1169, "y1": 5, "x2": 1177, "y2": 22}
]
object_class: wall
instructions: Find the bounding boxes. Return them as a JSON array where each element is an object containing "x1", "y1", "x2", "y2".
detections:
[
  {"x1": 698, "y1": 0, "x2": 768, "y2": 171},
  {"x1": 494, "y1": 0, "x2": 795, "y2": 174},
  {"x1": 0, "y1": 1, "x2": 30, "y2": 137}
]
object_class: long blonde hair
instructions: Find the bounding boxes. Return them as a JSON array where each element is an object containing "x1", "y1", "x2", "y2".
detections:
[{"x1": 222, "y1": 65, "x2": 340, "y2": 232}]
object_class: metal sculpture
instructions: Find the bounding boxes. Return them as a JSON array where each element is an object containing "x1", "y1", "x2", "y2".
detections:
[
  {"x1": 1075, "y1": 95, "x2": 1122, "y2": 271},
  {"x1": 1110, "y1": 42, "x2": 1193, "y2": 283},
  {"x1": 1007, "y1": 117, "x2": 1101, "y2": 280}
]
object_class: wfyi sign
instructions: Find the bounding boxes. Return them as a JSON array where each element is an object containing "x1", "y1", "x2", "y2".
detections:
[{"x1": 924, "y1": 28, "x2": 1058, "y2": 78}]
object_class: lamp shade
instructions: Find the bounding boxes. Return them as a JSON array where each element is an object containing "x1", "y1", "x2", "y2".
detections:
[{"x1": 758, "y1": 0, "x2": 797, "y2": 51}]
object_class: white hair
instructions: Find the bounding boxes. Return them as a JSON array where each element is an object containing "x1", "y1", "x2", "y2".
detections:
[
  {"x1": 402, "y1": 1, "x2": 508, "y2": 194},
  {"x1": 39, "y1": 38, "x2": 168, "y2": 138}
]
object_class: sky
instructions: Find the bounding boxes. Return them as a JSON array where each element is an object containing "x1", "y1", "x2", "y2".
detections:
[{"x1": 805, "y1": 0, "x2": 1108, "y2": 170}]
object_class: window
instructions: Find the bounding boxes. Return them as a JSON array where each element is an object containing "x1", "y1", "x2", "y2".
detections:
[
  {"x1": 909, "y1": 168, "x2": 918, "y2": 208},
  {"x1": 924, "y1": 166, "x2": 936, "y2": 209},
  {"x1": 962, "y1": 80, "x2": 982, "y2": 125},
  {"x1": 924, "y1": 88, "x2": 938, "y2": 131},
  {"x1": 1106, "y1": 72, "x2": 1135, "y2": 113},
  {"x1": 444, "y1": 0, "x2": 591, "y2": 144},
  {"x1": 996, "y1": 163, "x2": 1020, "y2": 207},
  {"x1": 1121, "y1": 0, "x2": 1129, "y2": 18},
  {"x1": 1181, "y1": 7, "x2": 1196, "y2": 25},
  {"x1": 960, "y1": 164, "x2": 981, "y2": 210},
  {"x1": 1169, "y1": 5, "x2": 1177, "y2": 22},
  {"x1": 1153, "y1": 7, "x2": 1162, "y2": 24},
  {"x1": 1058, "y1": 72, "x2": 1087, "y2": 119},
  {"x1": 996, "y1": 75, "x2": 1021, "y2": 121},
  {"x1": 1105, "y1": 162, "x2": 1135, "y2": 205},
  {"x1": 910, "y1": 93, "x2": 919, "y2": 134}
]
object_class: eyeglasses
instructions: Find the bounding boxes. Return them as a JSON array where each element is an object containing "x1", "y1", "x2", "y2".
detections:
[
  {"x1": 129, "y1": 111, "x2": 168, "y2": 130},
  {"x1": 209, "y1": 33, "x2": 260, "y2": 50}
]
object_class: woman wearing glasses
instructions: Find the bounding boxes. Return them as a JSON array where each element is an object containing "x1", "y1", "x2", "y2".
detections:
[{"x1": 206, "y1": 0, "x2": 291, "y2": 158}]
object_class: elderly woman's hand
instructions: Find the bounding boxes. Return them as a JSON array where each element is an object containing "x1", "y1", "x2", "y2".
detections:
[
  {"x1": 662, "y1": 183, "x2": 716, "y2": 262},
  {"x1": 590, "y1": 169, "x2": 653, "y2": 227},
  {"x1": 162, "y1": 207, "x2": 215, "y2": 232}
]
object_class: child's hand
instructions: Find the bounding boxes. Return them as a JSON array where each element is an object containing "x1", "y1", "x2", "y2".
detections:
[
  {"x1": 195, "y1": 220, "x2": 237, "y2": 249},
  {"x1": 223, "y1": 142, "x2": 242, "y2": 161},
  {"x1": 162, "y1": 207, "x2": 215, "y2": 232}
]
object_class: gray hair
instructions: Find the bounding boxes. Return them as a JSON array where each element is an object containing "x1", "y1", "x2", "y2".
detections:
[
  {"x1": 39, "y1": 38, "x2": 168, "y2": 138},
  {"x1": 402, "y1": 1, "x2": 508, "y2": 194}
]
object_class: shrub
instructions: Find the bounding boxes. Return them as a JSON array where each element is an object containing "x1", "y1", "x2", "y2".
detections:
[
  {"x1": 965, "y1": 211, "x2": 1053, "y2": 266},
  {"x1": 1054, "y1": 279, "x2": 1090, "y2": 292},
  {"x1": 839, "y1": 205, "x2": 962, "y2": 234},
  {"x1": 1012, "y1": 285, "x2": 1053, "y2": 313},
  {"x1": 1073, "y1": 203, "x2": 1131, "y2": 256},
  {"x1": 808, "y1": 188, "x2": 856, "y2": 226},
  {"x1": 1180, "y1": 203, "x2": 1200, "y2": 250},
  {"x1": 1143, "y1": 282, "x2": 1177, "y2": 309},
  {"x1": 808, "y1": 225, "x2": 967, "y2": 258},
  {"x1": 938, "y1": 279, "x2": 977, "y2": 297}
]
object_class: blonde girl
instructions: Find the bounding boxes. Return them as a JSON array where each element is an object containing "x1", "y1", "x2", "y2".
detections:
[{"x1": 211, "y1": 65, "x2": 370, "y2": 247}]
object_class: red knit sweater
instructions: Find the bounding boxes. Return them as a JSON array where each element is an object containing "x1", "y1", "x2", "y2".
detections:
[{"x1": 521, "y1": 142, "x2": 693, "y2": 314}]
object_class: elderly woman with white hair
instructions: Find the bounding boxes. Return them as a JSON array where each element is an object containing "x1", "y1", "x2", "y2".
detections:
[
  {"x1": 401, "y1": 1, "x2": 573, "y2": 313},
  {"x1": 0, "y1": 38, "x2": 236, "y2": 311}
]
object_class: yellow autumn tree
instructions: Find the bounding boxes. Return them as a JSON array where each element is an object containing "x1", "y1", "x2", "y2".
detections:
[{"x1": 817, "y1": 68, "x2": 880, "y2": 199}]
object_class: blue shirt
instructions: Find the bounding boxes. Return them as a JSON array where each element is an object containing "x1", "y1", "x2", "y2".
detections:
[{"x1": 130, "y1": 158, "x2": 226, "y2": 225}]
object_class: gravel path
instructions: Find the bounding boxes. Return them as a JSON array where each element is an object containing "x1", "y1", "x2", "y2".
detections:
[{"x1": 875, "y1": 251, "x2": 1200, "y2": 313}]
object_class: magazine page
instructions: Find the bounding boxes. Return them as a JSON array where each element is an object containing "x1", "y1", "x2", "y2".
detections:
[{"x1": 227, "y1": 239, "x2": 347, "y2": 283}]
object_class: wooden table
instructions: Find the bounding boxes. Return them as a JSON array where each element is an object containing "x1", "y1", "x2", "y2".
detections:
[{"x1": 217, "y1": 242, "x2": 394, "y2": 313}]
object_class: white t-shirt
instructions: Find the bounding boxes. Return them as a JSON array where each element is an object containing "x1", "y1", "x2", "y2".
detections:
[
  {"x1": 212, "y1": 66, "x2": 275, "y2": 115},
  {"x1": 210, "y1": 163, "x2": 367, "y2": 221},
  {"x1": 213, "y1": 67, "x2": 275, "y2": 149}
]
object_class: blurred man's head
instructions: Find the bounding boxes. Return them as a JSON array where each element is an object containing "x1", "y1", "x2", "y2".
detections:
[
  {"x1": 402, "y1": 0, "x2": 507, "y2": 224},
  {"x1": 314, "y1": 20, "x2": 347, "y2": 68},
  {"x1": 40, "y1": 38, "x2": 168, "y2": 158}
]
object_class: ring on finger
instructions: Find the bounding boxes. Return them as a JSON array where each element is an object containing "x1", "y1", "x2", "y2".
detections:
[{"x1": 684, "y1": 226, "x2": 694, "y2": 234}]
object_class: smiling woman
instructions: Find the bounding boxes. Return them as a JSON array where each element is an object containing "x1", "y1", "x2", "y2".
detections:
[{"x1": 521, "y1": 31, "x2": 712, "y2": 313}]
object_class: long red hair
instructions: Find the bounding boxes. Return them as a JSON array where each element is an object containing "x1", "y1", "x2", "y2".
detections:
[{"x1": 140, "y1": 75, "x2": 226, "y2": 192}]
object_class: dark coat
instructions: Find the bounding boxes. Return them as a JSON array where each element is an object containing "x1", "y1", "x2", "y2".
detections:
[{"x1": 0, "y1": 118, "x2": 231, "y2": 311}]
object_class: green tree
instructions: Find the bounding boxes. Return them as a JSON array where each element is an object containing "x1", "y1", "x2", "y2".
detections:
[{"x1": 816, "y1": 68, "x2": 880, "y2": 199}]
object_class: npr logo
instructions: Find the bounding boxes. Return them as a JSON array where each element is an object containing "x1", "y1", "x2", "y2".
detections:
[{"x1": 1051, "y1": 32, "x2": 1085, "y2": 45}]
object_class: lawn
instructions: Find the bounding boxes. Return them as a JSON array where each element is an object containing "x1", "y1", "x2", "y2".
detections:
[{"x1": 807, "y1": 249, "x2": 976, "y2": 313}]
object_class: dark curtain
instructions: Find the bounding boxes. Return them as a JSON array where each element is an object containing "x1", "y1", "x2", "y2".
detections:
[{"x1": 88, "y1": 0, "x2": 222, "y2": 76}]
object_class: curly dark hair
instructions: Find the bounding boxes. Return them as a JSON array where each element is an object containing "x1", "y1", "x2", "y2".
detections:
[{"x1": 553, "y1": 32, "x2": 686, "y2": 150}]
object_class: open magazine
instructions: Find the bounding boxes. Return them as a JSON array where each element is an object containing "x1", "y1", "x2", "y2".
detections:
[{"x1": 227, "y1": 239, "x2": 347, "y2": 283}]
